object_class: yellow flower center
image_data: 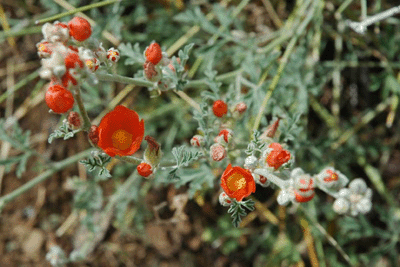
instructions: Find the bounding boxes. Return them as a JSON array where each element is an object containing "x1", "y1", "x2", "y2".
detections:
[
  {"x1": 331, "y1": 173, "x2": 338, "y2": 181},
  {"x1": 38, "y1": 44, "x2": 46, "y2": 52},
  {"x1": 226, "y1": 173, "x2": 246, "y2": 191},
  {"x1": 85, "y1": 59, "x2": 94, "y2": 69},
  {"x1": 111, "y1": 129, "x2": 133, "y2": 150}
]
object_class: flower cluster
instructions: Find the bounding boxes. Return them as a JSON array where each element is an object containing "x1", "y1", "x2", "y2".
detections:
[
  {"x1": 333, "y1": 179, "x2": 373, "y2": 216},
  {"x1": 37, "y1": 17, "x2": 120, "y2": 114},
  {"x1": 216, "y1": 119, "x2": 372, "y2": 225}
]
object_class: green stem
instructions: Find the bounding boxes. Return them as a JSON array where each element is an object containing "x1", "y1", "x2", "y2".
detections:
[
  {"x1": 74, "y1": 86, "x2": 91, "y2": 132},
  {"x1": 96, "y1": 73, "x2": 154, "y2": 87},
  {"x1": 35, "y1": 0, "x2": 120, "y2": 24},
  {"x1": 0, "y1": 149, "x2": 92, "y2": 212},
  {"x1": 116, "y1": 155, "x2": 142, "y2": 165}
]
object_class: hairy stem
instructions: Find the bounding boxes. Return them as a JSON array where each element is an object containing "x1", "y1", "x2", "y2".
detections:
[
  {"x1": 74, "y1": 86, "x2": 91, "y2": 132},
  {"x1": 35, "y1": 0, "x2": 120, "y2": 24}
]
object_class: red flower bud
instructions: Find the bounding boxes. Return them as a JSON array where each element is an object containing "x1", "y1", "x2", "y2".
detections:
[
  {"x1": 210, "y1": 144, "x2": 227, "y2": 161},
  {"x1": 67, "y1": 111, "x2": 81, "y2": 128},
  {"x1": 234, "y1": 102, "x2": 247, "y2": 114},
  {"x1": 65, "y1": 52, "x2": 83, "y2": 69},
  {"x1": 294, "y1": 175, "x2": 315, "y2": 203},
  {"x1": 68, "y1": 17, "x2": 92, "y2": 42},
  {"x1": 216, "y1": 129, "x2": 233, "y2": 144},
  {"x1": 137, "y1": 162, "x2": 153, "y2": 177},
  {"x1": 45, "y1": 84, "x2": 74, "y2": 114},
  {"x1": 190, "y1": 135, "x2": 204, "y2": 147},
  {"x1": 107, "y1": 48, "x2": 120, "y2": 63},
  {"x1": 212, "y1": 100, "x2": 228, "y2": 117},
  {"x1": 264, "y1": 118, "x2": 280, "y2": 138},
  {"x1": 88, "y1": 125, "x2": 99, "y2": 145},
  {"x1": 143, "y1": 60, "x2": 158, "y2": 80},
  {"x1": 145, "y1": 42, "x2": 162, "y2": 65}
]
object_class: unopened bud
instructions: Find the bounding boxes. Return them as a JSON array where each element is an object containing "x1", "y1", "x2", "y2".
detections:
[
  {"x1": 190, "y1": 135, "x2": 204, "y2": 147},
  {"x1": 143, "y1": 60, "x2": 159, "y2": 81},
  {"x1": 219, "y1": 192, "x2": 233, "y2": 206},
  {"x1": 88, "y1": 125, "x2": 99, "y2": 145},
  {"x1": 215, "y1": 129, "x2": 233, "y2": 144},
  {"x1": 67, "y1": 111, "x2": 81, "y2": 129},
  {"x1": 234, "y1": 102, "x2": 247, "y2": 114},
  {"x1": 265, "y1": 118, "x2": 280, "y2": 138},
  {"x1": 210, "y1": 144, "x2": 227, "y2": 161},
  {"x1": 144, "y1": 135, "x2": 162, "y2": 167},
  {"x1": 333, "y1": 198, "x2": 350, "y2": 214}
]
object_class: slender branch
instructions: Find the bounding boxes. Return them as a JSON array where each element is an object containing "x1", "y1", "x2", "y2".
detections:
[
  {"x1": 115, "y1": 155, "x2": 142, "y2": 165},
  {"x1": 0, "y1": 149, "x2": 92, "y2": 212},
  {"x1": 174, "y1": 90, "x2": 201, "y2": 113},
  {"x1": 96, "y1": 73, "x2": 154, "y2": 87},
  {"x1": 74, "y1": 86, "x2": 91, "y2": 132},
  {"x1": 346, "y1": 5, "x2": 400, "y2": 34},
  {"x1": 35, "y1": 0, "x2": 121, "y2": 25},
  {"x1": 253, "y1": 169, "x2": 290, "y2": 189}
]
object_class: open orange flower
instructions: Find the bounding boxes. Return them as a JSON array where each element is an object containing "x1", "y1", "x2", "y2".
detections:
[
  {"x1": 97, "y1": 105, "x2": 144, "y2": 157},
  {"x1": 220, "y1": 164, "x2": 256, "y2": 201}
]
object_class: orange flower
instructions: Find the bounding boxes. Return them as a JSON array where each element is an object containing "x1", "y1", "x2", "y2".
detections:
[
  {"x1": 266, "y1": 143, "x2": 291, "y2": 169},
  {"x1": 220, "y1": 164, "x2": 256, "y2": 201},
  {"x1": 97, "y1": 105, "x2": 144, "y2": 157}
]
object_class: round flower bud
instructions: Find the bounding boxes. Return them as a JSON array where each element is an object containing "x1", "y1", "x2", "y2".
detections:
[
  {"x1": 137, "y1": 162, "x2": 153, "y2": 178},
  {"x1": 333, "y1": 198, "x2": 350, "y2": 214},
  {"x1": 85, "y1": 58, "x2": 100, "y2": 72},
  {"x1": 107, "y1": 47, "x2": 120, "y2": 63},
  {"x1": 356, "y1": 198, "x2": 372, "y2": 214},
  {"x1": 338, "y1": 188, "x2": 350, "y2": 198},
  {"x1": 190, "y1": 135, "x2": 204, "y2": 147},
  {"x1": 64, "y1": 52, "x2": 84, "y2": 69},
  {"x1": 67, "y1": 111, "x2": 81, "y2": 129},
  {"x1": 253, "y1": 174, "x2": 270, "y2": 187},
  {"x1": 68, "y1": 17, "x2": 92, "y2": 42},
  {"x1": 219, "y1": 192, "x2": 233, "y2": 207},
  {"x1": 143, "y1": 60, "x2": 159, "y2": 81},
  {"x1": 88, "y1": 125, "x2": 99, "y2": 145},
  {"x1": 45, "y1": 84, "x2": 74, "y2": 114},
  {"x1": 145, "y1": 42, "x2": 162, "y2": 65},
  {"x1": 234, "y1": 102, "x2": 247, "y2": 114},
  {"x1": 349, "y1": 178, "x2": 367, "y2": 195},
  {"x1": 212, "y1": 100, "x2": 228, "y2": 117},
  {"x1": 293, "y1": 174, "x2": 315, "y2": 203},
  {"x1": 316, "y1": 167, "x2": 348, "y2": 189},
  {"x1": 210, "y1": 143, "x2": 227, "y2": 162},
  {"x1": 36, "y1": 41, "x2": 53, "y2": 58}
]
